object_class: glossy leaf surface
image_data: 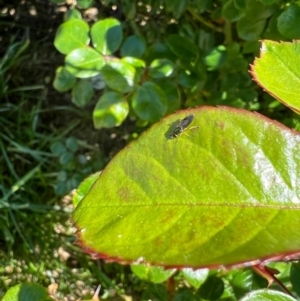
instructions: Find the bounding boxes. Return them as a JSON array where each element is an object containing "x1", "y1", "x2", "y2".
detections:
[
  {"x1": 240, "y1": 289, "x2": 297, "y2": 301},
  {"x1": 54, "y1": 19, "x2": 89, "y2": 55},
  {"x1": 53, "y1": 66, "x2": 76, "y2": 92},
  {"x1": 251, "y1": 40, "x2": 300, "y2": 114},
  {"x1": 93, "y1": 91, "x2": 129, "y2": 129},
  {"x1": 65, "y1": 47, "x2": 105, "y2": 78},
  {"x1": 73, "y1": 106, "x2": 300, "y2": 268},
  {"x1": 91, "y1": 18, "x2": 123, "y2": 55}
]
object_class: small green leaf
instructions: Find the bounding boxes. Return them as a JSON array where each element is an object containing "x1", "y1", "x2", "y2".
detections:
[
  {"x1": 205, "y1": 45, "x2": 227, "y2": 70},
  {"x1": 59, "y1": 151, "x2": 74, "y2": 165},
  {"x1": 277, "y1": 4, "x2": 300, "y2": 39},
  {"x1": 53, "y1": 66, "x2": 76, "y2": 92},
  {"x1": 222, "y1": 0, "x2": 245, "y2": 22},
  {"x1": 145, "y1": 43, "x2": 176, "y2": 63},
  {"x1": 2, "y1": 283, "x2": 52, "y2": 301},
  {"x1": 237, "y1": 18, "x2": 266, "y2": 41},
  {"x1": 91, "y1": 18, "x2": 123, "y2": 55},
  {"x1": 65, "y1": 47, "x2": 105, "y2": 78},
  {"x1": 167, "y1": 35, "x2": 198, "y2": 60},
  {"x1": 73, "y1": 172, "x2": 100, "y2": 207},
  {"x1": 50, "y1": 141, "x2": 66, "y2": 155},
  {"x1": 121, "y1": 0, "x2": 136, "y2": 19},
  {"x1": 290, "y1": 262, "x2": 300, "y2": 297},
  {"x1": 191, "y1": 0, "x2": 213, "y2": 13},
  {"x1": 251, "y1": 40, "x2": 300, "y2": 113},
  {"x1": 72, "y1": 79, "x2": 94, "y2": 107},
  {"x1": 76, "y1": 0, "x2": 94, "y2": 9},
  {"x1": 149, "y1": 59, "x2": 175, "y2": 79},
  {"x1": 120, "y1": 35, "x2": 146, "y2": 58},
  {"x1": 131, "y1": 264, "x2": 176, "y2": 283},
  {"x1": 182, "y1": 268, "x2": 209, "y2": 289},
  {"x1": 240, "y1": 289, "x2": 297, "y2": 301},
  {"x1": 153, "y1": 79, "x2": 180, "y2": 114},
  {"x1": 230, "y1": 269, "x2": 254, "y2": 299},
  {"x1": 93, "y1": 91, "x2": 129, "y2": 129},
  {"x1": 54, "y1": 19, "x2": 90, "y2": 55},
  {"x1": 64, "y1": 8, "x2": 82, "y2": 20},
  {"x1": 197, "y1": 275, "x2": 224, "y2": 300},
  {"x1": 66, "y1": 137, "x2": 79, "y2": 152},
  {"x1": 101, "y1": 60, "x2": 136, "y2": 93},
  {"x1": 234, "y1": 0, "x2": 246, "y2": 10},
  {"x1": 132, "y1": 81, "x2": 168, "y2": 122},
  {"x1": 165, "y1": 0, "x2": 189, "y2": 18}
]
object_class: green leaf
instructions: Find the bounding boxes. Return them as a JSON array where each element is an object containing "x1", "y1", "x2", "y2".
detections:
[
  {"x1": 76, "y1": 0, "x2": 94, "y2": 9},
  {"x1": 120, "y1": 35, "x2": 146, "y2": 58},
  {"x1": 259, "y1": 0, "x2": 279, "y2": 4},
  {"x1": 50, "y1": 141, "x2": 66, "y2": 155},
  {"x1": 191, "y1": 0, "x2": 213, "y2": 13},
  {"x1": 59, "y1": 151, "x2": 73, "y2": 165},
  {"x1": 93, "y1": 91, "x2": 129, "y2": 129},
  {"x1": 251, "y1": 40, "x2": 300, "y2": 113},
  {"x1": 2, "y1": 283, "x2": 52, "y2": 301},
  {"x1": 230, "y1": 269, "x2": 254, "y2": 299},
  {"x1": 222, "y1": 0, "x2": 245, "y2": 22},
  {"x1": 131, "y1": 264, "x2": 176, "y2": 283},
  {"x1": 91, "y1": 18, "x2": 123, "y2": 55},
  {"x1": 165, "y1": 0, "x2": 189, "y2": 18},
  {"x1": 132, "y1": 81, "x2": 168, "y2": 122},
  {"x1": 65, "y1": 47, "x2": 105, "y2": 78},
  {"x1": 277, "y1": 4, "x2": 300, "y2": 39},
  {"x1": 263, "y1": 13, "x2": 286, "y2": 40},
  {"x1": 66, "y1": 137, "x2": 79, "y2": 152},
  {"x1": 64, "y1": 8, "x2": 82, "y2": 20},
  {"x1": 237, "y1": 18, "x2": 266, "y2": 41},
  {"x1": 54, "y1": 19, "x2": 90, "y2": 55},
  {"x1": 240, "y1": 289, "x2": 297, "y2": 301},
  {"x1": 197, "y1": 275, "x2": 224, "y2": 300},
  {"x1": 101, "y1": 60, "x2": 136, "y2": 93},
  {"x1": 234, "y1": 0, "x2": 246, "y2": 10},
  {"x1": 290, "y1": 262, "x2": 300, "y2": 297},
  {"x1": 145, "y1": 42, "x2": 177, "y2": 63},
  {"x1": 237, "y1": 0, "x2": 277, "y2": 41},
  {"x1": 205, "y1": 45, "x2": 227, "y2": 71},
  {"x1": 121, "y1": 0, "x2": 136, "y2": 19},
  {"x1": 182, "y1": 268, "x2": 209, "y2": 289},
  {"x1": 167, "y1": 35, "x2": 198, "y2": 60},
  {"x1": 72, "y1": 79, "x2": 94, "y2": 107},
  {"x1": 53, "y1": 66, "x2": 76, "y2": 92},
  {"x1": 149, "y1": 59, "x2": 175, "y2": 79},
  {"x1": 73, "y1": 107, "x2": 300, "y2": 267},
  {"x1": 153, "y1": 79, "x2": 180, "y2": 114},
  {"x1": 73, "y1": 172, "x2": 100, "y2": 207}
]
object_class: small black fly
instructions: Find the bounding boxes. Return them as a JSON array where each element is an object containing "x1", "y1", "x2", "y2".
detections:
[{"x1": 169, "y1": 114, "x2": 198, "y2": 140}]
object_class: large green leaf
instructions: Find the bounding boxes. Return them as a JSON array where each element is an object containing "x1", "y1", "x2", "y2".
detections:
[
  {"x1": 54, "y1": 19, "x2": 90, "y2": 55},
  {"x1": 251, "y1": 40, "x2": 300, "y2": 114},
  {"x1": 73, "y1": 107, "x2": 300, "y2": 268}
]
